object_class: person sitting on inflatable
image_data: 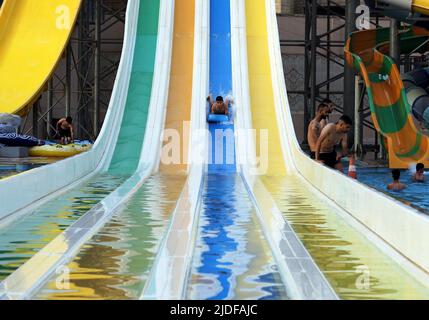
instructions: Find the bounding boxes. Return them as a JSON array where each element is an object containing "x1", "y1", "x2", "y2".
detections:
[
  {"x1": 56, "y1": 116, "x2": 74, "y2": 145},
  {"x1": 207, "y1": 95, "x2": 231, "y2": 115}
]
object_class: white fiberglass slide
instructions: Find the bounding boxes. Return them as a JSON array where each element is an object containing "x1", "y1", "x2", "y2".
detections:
[
  {"x1": 239, "y1": 0, "x2": 429, "y2": 290},
  {"x1": 0, "y1": 0, "x2": 139, "y2": 220}
]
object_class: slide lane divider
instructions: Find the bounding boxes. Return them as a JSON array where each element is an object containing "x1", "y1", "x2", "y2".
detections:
[
  {"x1": 231, "y1": 0, "x2": 337, "y2": 299},
  {"x1": 141, "y1": 0, "x2": 210, "y2": 300},
  {"x1": 240, "y1": 169, "x2": 338, "y2": 300},
  {"x1": 0, "y1": 0, "x2": 175, "y2": 300}
]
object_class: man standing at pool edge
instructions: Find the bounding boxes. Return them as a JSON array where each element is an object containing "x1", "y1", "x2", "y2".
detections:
[{"x1": 315, "y1": 115, "x2": 353, "y2": 172}]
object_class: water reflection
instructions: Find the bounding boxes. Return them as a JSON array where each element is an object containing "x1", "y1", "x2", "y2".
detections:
[
  {"x1": 0, "y1": 174, "x2": 127, "y2": 281},
  {"x1": 187, "y1": 174, "x2": 288, "y2": 300},
  {"x1": 36, "y1": 174, "x2": 186, "y2": 300},
  {"x1": 263, "y1": 174, "x2": 429, "y2": 300}
]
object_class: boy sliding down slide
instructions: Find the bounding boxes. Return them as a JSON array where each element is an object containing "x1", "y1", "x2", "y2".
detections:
[
  {"x1": 315, "y1": 115, "x2": 353, "y2": 172},
  {"x1": 207, "y1": 95, "x2": 233, "y2": 115}
]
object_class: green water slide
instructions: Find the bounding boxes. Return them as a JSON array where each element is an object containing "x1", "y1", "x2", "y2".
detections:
[
  {"x1": 345, "y1": 27, "x2": 429, "y2": 168},
  {"x1": 109, "y1": 0, "x2": 160, "y2": 174}
]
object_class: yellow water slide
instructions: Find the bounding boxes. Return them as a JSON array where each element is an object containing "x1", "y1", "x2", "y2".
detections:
[{"x1": 0, "y1": 0, "x2": 81, "y2": 116}]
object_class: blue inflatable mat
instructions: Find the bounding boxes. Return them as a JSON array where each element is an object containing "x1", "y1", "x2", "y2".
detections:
[
  {"x1": 207, "y1": 114, "x2": 229, "y2": 123},
  {"x1": 0, "y1": 133, "x2": 40, "y2": 147}
]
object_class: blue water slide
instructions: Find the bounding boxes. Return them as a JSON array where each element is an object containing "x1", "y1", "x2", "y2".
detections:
[{"x1": 208, "y1": 0, "x2": 236, "y2": 173}]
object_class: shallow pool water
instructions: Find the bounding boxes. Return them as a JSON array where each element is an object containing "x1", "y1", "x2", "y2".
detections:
[
  {"x1": 35, "y1": 174, "x2": 186, "y2": 300},
  {"x1": 187, "y1": 174, "x2": 288, "y2": 300},
  {"x1": 0, "y1": 174, "x2": 127, "y2": 281},
  {"x1": 263, "y1": 174, "x2": 429, "y2": 300},
  {"x1": 356, "y1": 167, "x2": 429, "y2": 213}
]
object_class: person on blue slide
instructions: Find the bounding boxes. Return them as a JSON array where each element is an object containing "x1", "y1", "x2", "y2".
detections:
[
  {"x1": 315, "y1": 115, "x2": 352, "y2": 172},
  {"x1": 412, "y1": 163, "x2": 425, "y2": 182},
  {"x1": 388, "y1": 169, "x2": 407, "y2": 191},
  {"x1": 207, "y1": 95, "x2": 232, "y2": 115}
]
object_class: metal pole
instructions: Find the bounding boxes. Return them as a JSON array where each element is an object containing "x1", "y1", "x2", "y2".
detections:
[
  {"x1": 32, "y1": 99, "x2": 40, "y2": 137},
  {"x1": 344, "y1": 0, "x2": 357, "y2": 146},
  {"x1": 303, "y1": 0, "x2": 311, "y2": 143},
  {"x1": 65, "y1": 43, "x2": 71, "y2": 117},
  {"x1": 354, "y1": 75, "x2": 361, "y2": 155},
  {"x1": 94, "y1": 0, "x2": 101, "y2": 138},
  {"x1": 310, "y1": 0, "x2": 317, "y2": 120},
  {"x1": 47, "y1": 79, "x2": 53, "y2": 139},
  {"x1": 390, "y1": 18, "x2": 400, "y2": 65},
  {"x1": 326, "y1": 0, "x2": 331, "y2": 100}
]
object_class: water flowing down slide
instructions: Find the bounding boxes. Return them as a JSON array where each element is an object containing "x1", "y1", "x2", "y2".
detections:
[
  {"x1": 240, "y1": 0, "x2": 429, "y2": 299},
  {"x1": 345, "y1": 26, "x2": 429, "y2": 169},
  {"x1": 0, "y1": 0, "x2": 180, "y2": 299},
  {"x1": 0, "y1": 0, "x2": 81, "y2": 115}
]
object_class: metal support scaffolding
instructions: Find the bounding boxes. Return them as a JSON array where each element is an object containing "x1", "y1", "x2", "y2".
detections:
[
  {"x1": 23, "y1": 0, "x2": 127, "y2": 141},
  {"x1": 344, "y1": 0, "x2": 357, "y2": 146},
  {"x1": 280, "y1": 0, "x2": 381, "y2": 155}
]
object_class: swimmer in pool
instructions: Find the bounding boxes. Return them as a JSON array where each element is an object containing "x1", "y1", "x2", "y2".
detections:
[
  {"x1": 387, "y1": 169, "x2": 407, "y2": 191},
  {"x1": 412, "y1": 163, "x2": 425, "y2": 182}
]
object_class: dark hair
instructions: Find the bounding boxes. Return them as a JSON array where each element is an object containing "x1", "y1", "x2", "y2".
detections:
[
  {"x1": 322, "y1": 98, "x2": 333, "y2": 105},
  {"x1": 216, "y1": 96, "x2": 224, "y2": 102},
  {"x1": 66, "y1": 116, "x2": 73, "y2": 124},
  {"x1": 392, "y1": 169, "x2": 401, "y2": 181},
  {"x1": 339, "y1": 115, "x2": 353, "y2": 125},
  {"x1": 317, "y1": 103, "x2": 328, "y2": 111},
  {"x1": 416, "y1": 163, "x2": 425, "y2": 171}
]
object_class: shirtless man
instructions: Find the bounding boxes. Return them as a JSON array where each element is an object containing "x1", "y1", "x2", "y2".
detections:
[
  {"x1": 207, "y1": 95, "x2": 231, "y2": 115},
  {"x1": 320, "y1": 98, "x2": 335, "y2": 128},
  {"x1": 412, "y1": 163, "x2": 425, "y2": 182},
  {"x1": 315, "y1": 115, "x2": 352, "y2": 172},
  {"x1": 388, "y1": 169, "x2": 407, "y2": 191},
  {"x1": 307, "y1": 103, "x2": 330, "y2": 159},
  {"x1": 56, "y1": 116, "x2": 74, "y2": 145}
]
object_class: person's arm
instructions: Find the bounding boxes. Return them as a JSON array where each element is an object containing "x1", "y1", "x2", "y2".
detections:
[
  {"x1": 315, "y1": 126, "x2": 330, "y2": 161},
  {"x1": 308, "y1": 122, "x2": 318, "y2": 149},
  {"x1": 207, "y1": 94, "x2": 214, "y2": 105},
  {"x1": 70, "y1": 126, "x2": 74, "y2": 142},
  {"x1": 340, "y1": 134, "x2": 349, "y2": 158},
  {"x1": 224, "y1": 99, "x2": 229, "y2": 115}
]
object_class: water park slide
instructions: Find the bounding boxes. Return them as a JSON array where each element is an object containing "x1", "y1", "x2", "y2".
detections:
[
  {"x1": 0, "y1": 0, "x2": 139, "y2": 220},
  {"x1": 0, "y1": 0, "x2": 81, "y2": 116},
  {"x1": 2, "y1": 0, "x2": 196, "y2": 299},
  {"x1": 345, "y1": 27, "x2": 429, "y2": 169},
  {"x1": 250, "y1": 0, "x2": 429, "y2": 290},
  {"x1": 144, "y1": 0, "x2": 336, "y2": 300}
]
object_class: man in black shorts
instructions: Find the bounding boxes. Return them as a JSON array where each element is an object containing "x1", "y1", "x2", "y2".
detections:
[
  {"x1": 56, "y1": 116, "x2": 74, "y2": 145},
  {"x1": 315, "y1": 115, "x2": 352, "y2": 172}
]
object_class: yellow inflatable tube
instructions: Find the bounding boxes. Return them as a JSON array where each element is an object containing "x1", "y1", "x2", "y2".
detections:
[{"x1": 29, "y1": 144, "x2": 92, "y2": 158}]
